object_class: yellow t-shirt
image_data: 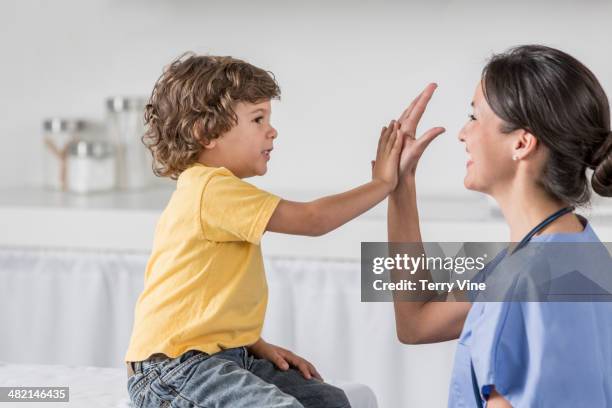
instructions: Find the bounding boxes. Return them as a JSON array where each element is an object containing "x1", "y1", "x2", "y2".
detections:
[{"x1": 124, "y1": 164, "x2": 281, "y2": 361}]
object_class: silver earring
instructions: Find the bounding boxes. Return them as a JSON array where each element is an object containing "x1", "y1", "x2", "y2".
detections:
[{"x1": 512, "y1": 155, "x2": 519, "y2": 161}]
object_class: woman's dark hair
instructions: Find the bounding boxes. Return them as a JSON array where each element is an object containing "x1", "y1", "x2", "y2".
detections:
[{"x1": 482, "y1": 45, "x2": 612, "y2": 206}]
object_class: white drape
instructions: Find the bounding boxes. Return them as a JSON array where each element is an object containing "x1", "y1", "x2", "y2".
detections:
[{"x1": 0, "y1": 247, "x2": 455, "y2": 408}]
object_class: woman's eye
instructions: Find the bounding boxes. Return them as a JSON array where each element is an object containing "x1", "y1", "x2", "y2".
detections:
[
  {"x1": 254, "y1": 116, "x2": 264, "y2": 124},
  {"x1": 468, "y1": 114, "x2": 477, "y2": 121}
]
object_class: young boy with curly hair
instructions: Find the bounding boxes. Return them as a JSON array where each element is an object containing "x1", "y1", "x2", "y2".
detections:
[{"x1": 124, "y1": 53, "x2": 413, "y2": 408}]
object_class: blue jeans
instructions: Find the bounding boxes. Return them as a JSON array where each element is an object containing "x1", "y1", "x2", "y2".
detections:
[{"x1": 127, "y1": 348, "x2": 351, "y2": 408}]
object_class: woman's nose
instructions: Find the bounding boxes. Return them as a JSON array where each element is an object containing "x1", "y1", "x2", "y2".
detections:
[{"x1": 458, "y1": 125, "x2": 467, "y2": 143}]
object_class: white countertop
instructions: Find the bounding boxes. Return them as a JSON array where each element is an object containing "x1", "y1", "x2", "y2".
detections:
[{"x1": 0, "y1": 187, "x2": 610, "y2": 259}]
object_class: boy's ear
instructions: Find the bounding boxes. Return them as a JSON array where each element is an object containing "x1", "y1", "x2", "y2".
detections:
[
  {"x1": 193, "y1": 133, "x2": 216, "y2": 149},
  {"x1": 202, "y1": 138, "x2": 217, "y2": 150},
  {"x1": 193, "y1": 121, "x2": 217, "y2": 149}
]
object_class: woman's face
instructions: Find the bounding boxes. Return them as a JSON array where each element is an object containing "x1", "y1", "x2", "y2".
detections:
[{"x1": 458, "y1": 82, "x2": 517, "y2": 195}]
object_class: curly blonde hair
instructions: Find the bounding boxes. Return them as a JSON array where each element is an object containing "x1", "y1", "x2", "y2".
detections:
[{"x1": 142, "y1": 53, "x2": 281, "y2": 179}]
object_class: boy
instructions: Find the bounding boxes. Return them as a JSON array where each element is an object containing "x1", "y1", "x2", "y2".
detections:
[{"x1": 125, "y1": 53, "x2": 408, "y2": 408}]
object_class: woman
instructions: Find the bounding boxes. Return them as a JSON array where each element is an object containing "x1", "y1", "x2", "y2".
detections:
[{"x1": 389, "y1": 45, "x2": 612, "y2": 407}]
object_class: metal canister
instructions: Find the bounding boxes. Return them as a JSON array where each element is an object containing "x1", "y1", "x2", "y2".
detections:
[{"x1": 42, "y1": 118, "x2": 86, "y2": 191}]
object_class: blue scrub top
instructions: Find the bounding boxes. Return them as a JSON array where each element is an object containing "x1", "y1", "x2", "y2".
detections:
[{"x1": 448, "y1": 221, "x2": 612, "y2": 407}]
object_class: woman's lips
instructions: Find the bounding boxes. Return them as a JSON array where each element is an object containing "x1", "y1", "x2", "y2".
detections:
[{"x1": 466, "y1": 151, "x2": 473, "y2": 167}]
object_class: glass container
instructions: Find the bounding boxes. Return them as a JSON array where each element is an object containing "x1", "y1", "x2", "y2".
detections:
[{"x1": 106, "y1": 96, "x2": 150, "y2": 190}]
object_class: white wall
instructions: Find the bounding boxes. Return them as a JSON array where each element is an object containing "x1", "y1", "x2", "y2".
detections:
[{"x1": 2, "y1": 0, "x2": 611, "y2": 198}]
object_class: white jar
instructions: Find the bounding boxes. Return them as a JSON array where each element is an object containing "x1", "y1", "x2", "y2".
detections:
[{"x1": 66, "y1": 139, "x2": 116, "y2": 194}]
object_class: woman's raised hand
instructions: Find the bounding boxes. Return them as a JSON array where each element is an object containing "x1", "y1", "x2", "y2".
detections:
[{"x1": 396, "y1": 83, "x2": 445, "y2": 177}]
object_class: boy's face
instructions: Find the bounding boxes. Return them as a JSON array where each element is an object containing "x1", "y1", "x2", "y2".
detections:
[{"x1": 205, "y1": 100, "x2": 277, "y2": 178}]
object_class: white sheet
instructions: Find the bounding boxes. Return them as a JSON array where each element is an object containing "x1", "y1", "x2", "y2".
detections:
[{"x1": 0, "y1": 362, "x2": 377, "y2": 408}]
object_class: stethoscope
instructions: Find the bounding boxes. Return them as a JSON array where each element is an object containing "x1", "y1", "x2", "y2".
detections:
[{"x1": 510, "y1": 206, "x2": 575, "y2": 255}]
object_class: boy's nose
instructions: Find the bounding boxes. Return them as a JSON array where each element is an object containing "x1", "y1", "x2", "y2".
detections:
[{"x1": 269, "y1": 127, "x2": 278, "y2": 139}]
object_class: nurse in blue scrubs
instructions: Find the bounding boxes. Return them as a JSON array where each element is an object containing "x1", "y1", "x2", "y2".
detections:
[{"x1": 386, "y1": 45, "x2": 612, "y2": 407}]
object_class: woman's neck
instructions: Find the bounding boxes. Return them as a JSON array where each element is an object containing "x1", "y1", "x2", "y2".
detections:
[{"x1": 491, "y1": 180, "x2": 583, "y2": 242}]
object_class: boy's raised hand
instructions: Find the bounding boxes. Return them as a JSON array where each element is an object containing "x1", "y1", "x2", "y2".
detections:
[
  {"x1": 371, "y1": 120, "x2": 403, "y2": 191},
  {"x1": 395, "y1": 83, "x2": 446, "y2": 177}
]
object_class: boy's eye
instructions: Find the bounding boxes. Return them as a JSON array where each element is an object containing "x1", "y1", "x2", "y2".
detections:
[
  {"x1": 468, "y1": 114, "x2": 477, "y2": 121},
  {"x1": 254, "y1": 116, "x2": 264, "y2": 124}
]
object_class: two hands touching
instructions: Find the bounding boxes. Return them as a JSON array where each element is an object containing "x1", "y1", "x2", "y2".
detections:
[
  {"x1": 265, "y1": 83, "x2": 444, "y2": 238},
  {"x1": 371, "y1": 83, "x2": 446, "y2": 190}
]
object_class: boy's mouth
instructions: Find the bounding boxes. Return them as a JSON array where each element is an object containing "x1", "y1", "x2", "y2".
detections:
[{"x1": 262, "y1": 148, "x2": 273, "y2": 160}]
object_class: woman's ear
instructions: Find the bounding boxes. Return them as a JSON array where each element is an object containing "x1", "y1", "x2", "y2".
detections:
[{"x1": 511, "y1": 130, "x2": 538, "y2": 161}]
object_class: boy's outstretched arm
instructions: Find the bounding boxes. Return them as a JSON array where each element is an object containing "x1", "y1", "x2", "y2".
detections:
[{"x1": 266, "y1": 121, "x2": 402, "y2": 237}]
